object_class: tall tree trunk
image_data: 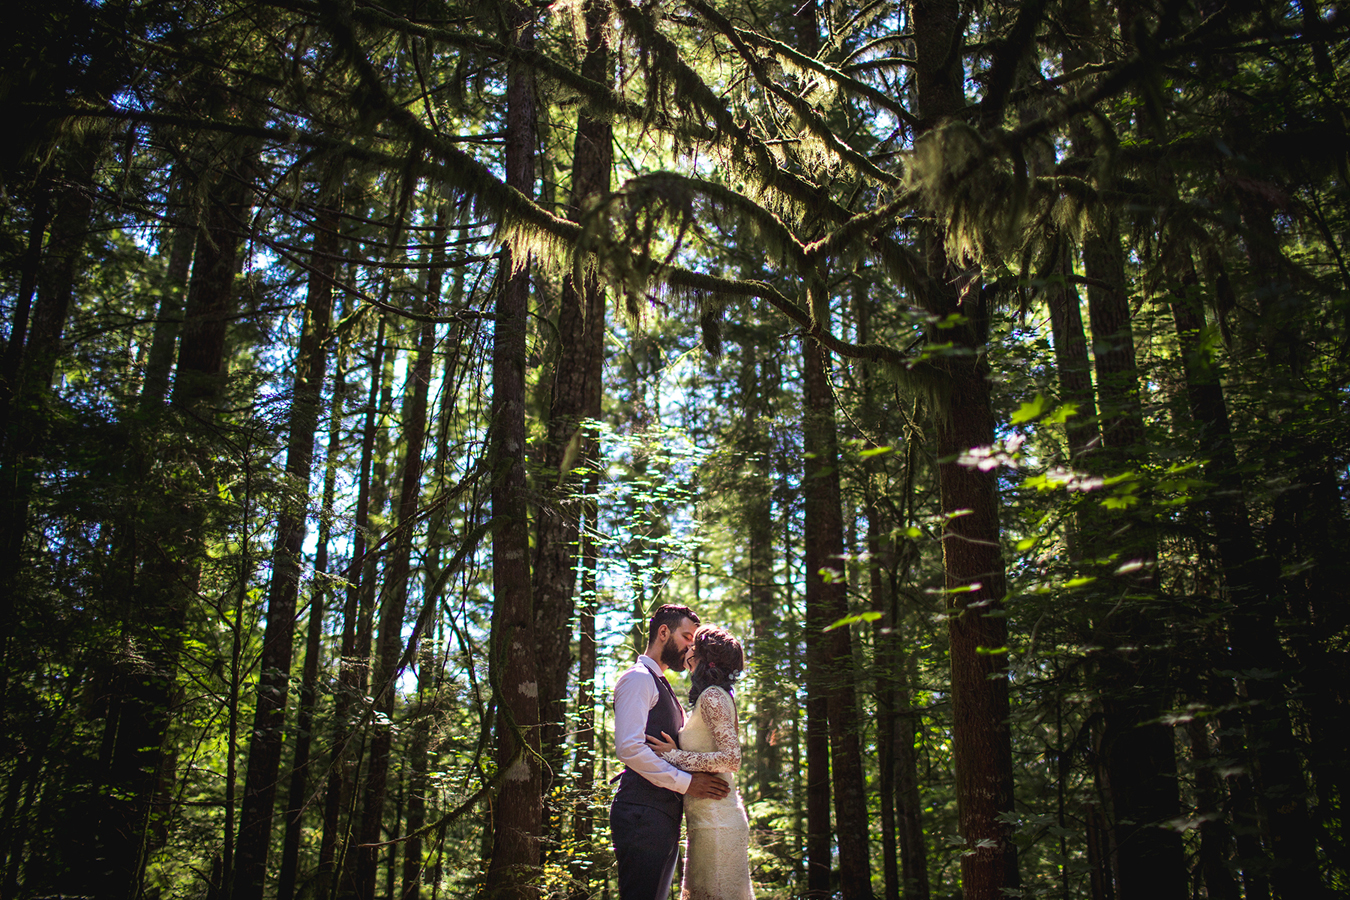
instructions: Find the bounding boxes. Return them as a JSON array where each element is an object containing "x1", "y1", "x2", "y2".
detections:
[
  {"x1": 858, "y1": 288, "x2": 929, "y2": 900},
  {"x1": 485, "y1": 5, "x2": 543, "y2": 893},
  {"x1": 911, "y1": 0, "x2": 1019, "y2": 895},
  {"x1": 745, "y1": 338, "x2": 782, "y2": 808},
  {"x1": 802, "y1": 277, "x2": 872, "y2": 900},
  {"x1": 139, "y1": 165, "x2": 197, "y2": 413},
  {"x1": 1059, "y1": 2, "x2": 1186, "y2": 889},
  {"x1": 0, "y1": 179, "x2": 50, "y2": 439},
  {"x1": 1184, "y1": 716, "x2": 1240, "y2": 900},
  {"x1": 1170, "y1": 274, "x2": 1324, "y2": 899},
  {"x1": 0, "y1": 134, "x2": 98, "y2": 664},
  {"x1": 532, "y1": 0, "x2": 613, "y2": 818},
  {"x1": 277, "y1": 355, "x2": 349, "y2": 900},
  {"x1": 1085, "y1": 220, "x2": 1185, "y2": 900},
  {"x1": 568, "y1": 499, "x2": 599, "y2": 900},
  {"x1": 94, "y1": 137, "x2": 258, "y2": 900},
  {"x1": 319, "y1": 315, "x2": 388, "y2": 899},
  {"x1": 233, "y1": 167, "x2": 342, "y2": 900},
  {"x1": 355, "y1": 208, "x2": 445, "y2": 900},
  {"x1": 568, "y1": 138, "x2": 608, "y2": 893},
  {"x1": 400, "y1": 660, "x2": 432, "y2": 900}
]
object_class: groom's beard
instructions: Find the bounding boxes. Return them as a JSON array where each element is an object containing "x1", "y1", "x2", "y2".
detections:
[{"x1": 659, "y1": 636, "x2": 686, "y2": 671}]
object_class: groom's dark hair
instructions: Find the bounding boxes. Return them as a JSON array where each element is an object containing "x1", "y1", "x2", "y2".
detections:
[{"x1": 648, "y1": 604, "x2": 699, "y2": 645}]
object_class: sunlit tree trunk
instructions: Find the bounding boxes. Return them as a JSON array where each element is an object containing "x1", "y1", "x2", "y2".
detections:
[
  {"x1": 233, "y1": 167, "x2": 342, "y2": 900},
  {"x1": 802, "y1": 277, "x2": 872, "y2": 900},
  {"x1": 533, "y1": 0, "x2": 613, "y2": 815},
  {"x1": 355, "y1": 207, "x2": 445, "y2": 900},
  {"x1": 910, "y1": 0, "x2": 1019, "y2": 895},
  {"x1": 277, "y1": 357, "x2": 348, "y2": 900},
  {"x1": 485, "y1": 4, "x2": 543, "y2": 895},
  {"x1": 319, "y1": 313, "x2": 387, "y2": 898}
]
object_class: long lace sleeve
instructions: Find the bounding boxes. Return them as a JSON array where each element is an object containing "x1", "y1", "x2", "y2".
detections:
[{"x1": 660, "y1": 687, "x2": 742, "y2": 773}]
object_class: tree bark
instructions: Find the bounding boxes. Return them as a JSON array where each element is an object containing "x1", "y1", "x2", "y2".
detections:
[
  {"x1": 485, "y1": 5, "x2": 543, "y2": 895},
  {"x1": 233, "y1": 167, "x2": 341, "y2": 900},
  {"x1": 0, "y1": 134, "x2": 98, "y2": 658},
  {"x1": 802, "y1": 277, "x2": 872, "y2": 900},
  {"x1": 319, "y1": 314, "x2": 387, "y2": 899},
  {"x1": 139, "y1": 165, "x2": 197, "y2": 413},
  {"x1": 277, "y1": 357, "x2": 348, "y2": 900},
  {"x1": 1170, "y1": 275, "x2": 1324, "y2": 899},
  {"x1": 354, "y1": 208, "x2": 445, "y2": 900},
  {"x1": 911, "y1": 0, "x2": 1019, "y2": 894},
  {"x1": 533, "y1": 0, "x2": 613, "y2": 812}
]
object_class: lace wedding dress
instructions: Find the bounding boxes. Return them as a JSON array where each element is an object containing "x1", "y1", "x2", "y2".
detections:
[{"x1": 660, "y1": 686, "x2": 754, "y2": 900}]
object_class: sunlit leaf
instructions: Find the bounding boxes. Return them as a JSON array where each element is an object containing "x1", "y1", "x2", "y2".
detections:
[
  {"x1": 1010, "y1": 394, "x2": 1047, "y2": 424},
  {"x1": 824, "y1": 611, "x2": 882, "y2": 631}
]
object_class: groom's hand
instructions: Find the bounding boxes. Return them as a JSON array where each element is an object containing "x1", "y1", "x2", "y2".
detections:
[{"x1": 685, "y1": 772, "x2": 731, "y2": 799}]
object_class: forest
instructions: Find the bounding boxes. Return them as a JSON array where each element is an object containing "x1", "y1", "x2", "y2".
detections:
[{"x1": 0, "y1": 0, "x2": 1346, "y2": 899}]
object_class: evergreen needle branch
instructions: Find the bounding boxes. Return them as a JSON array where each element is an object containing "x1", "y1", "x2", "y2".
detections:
[
  {"x1": 683, "y1": 0, "x2": 902, "y2": 187},
  {"x1": 716, "y1": 16, "x2": 919, "y2": 130},
  {"x1": 269, "y1": 0, "x2": 691, "y2": 139},
  {"x1": 803, "y1": 192, "x2": 921, "y2": 263}
]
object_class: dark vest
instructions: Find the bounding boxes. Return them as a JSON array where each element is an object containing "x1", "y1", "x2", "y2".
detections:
[{"x1": 615, "y1": 667, "x2": 684, "y2": 816}]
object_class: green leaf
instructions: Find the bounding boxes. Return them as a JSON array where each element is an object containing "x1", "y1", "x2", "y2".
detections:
[
  {"x1": 859, "y1": 445, "x2": 893, "y2": 459},
  {"x1": 1044, "y1": 402, "x2": 1079, "y2": 425},
  {"x1": 824, "y1": 611, "x2": 882, "y2": 632},
  {"x1": 1010, "y1": 394, "x2": 1047, "y2": 425}
]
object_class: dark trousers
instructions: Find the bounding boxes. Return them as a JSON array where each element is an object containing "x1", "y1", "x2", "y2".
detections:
[{"x1": 610, "y1": 799, "x2": 681, "y2": 900}]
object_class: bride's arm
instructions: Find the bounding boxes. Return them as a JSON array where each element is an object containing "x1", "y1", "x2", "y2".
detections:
[{"x1": 658, "y1": 688, "x2": 741, "y2": 774}]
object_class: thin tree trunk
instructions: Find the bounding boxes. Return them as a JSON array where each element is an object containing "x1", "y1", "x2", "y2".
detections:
[
  {"x1": 401, "y1": 686, "x2": 431, "y2": 900},
  {"x1": 0, "y1": 134, "x2": 98, "y2": 662},
  {"x1": 532, "y1": 0, "x2": 613, "y2": 818},
  {"x1": 568, "y1": 503, "x2": 599, "y2": 900},
  {"x1": 858, "y1": 288, "x2": 929, "y2": 900},
  {"x1": 802, "y1": 275, "x2": 872, "y2": 900},
  {"x1": 0, "y1": 180, "x2": 50, "y2": 436},
  {"x1": 95, "y1": 137, "x2": 258, "y2": 900},
  {"x1": 139, "y1": 165, "x2": 197, "y2": 413},
  {"x1": 233, "y1": 168, "x2": 341, "y2": 900},
  {"x1": 1184, "y1": 719, "x2": 1240, "y2": 900},
  {"x1": 484, "y1": 6, "x2": 543, "y2": 890},
  {"x1": 319, "y1": 313, "x2": 387, "y2": 899},
  {"x1": 355, "y1": 208, "x2": 445, "y2": 900},
  {"x1": 911, "y1": 0, "x2": 1019, "y2": 893},
  {"x1": 277, "y1": 356, "x2": 348, "y2": 900}
]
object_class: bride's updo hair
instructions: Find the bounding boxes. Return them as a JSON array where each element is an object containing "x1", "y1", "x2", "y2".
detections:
[{"x1": 687, "y1": 625, "x2": 744, "y2": 705}]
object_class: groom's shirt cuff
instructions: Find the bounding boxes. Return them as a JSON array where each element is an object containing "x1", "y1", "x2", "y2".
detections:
[{"x1": 613, "y1": 661, "x2": 693, "y2": 794}]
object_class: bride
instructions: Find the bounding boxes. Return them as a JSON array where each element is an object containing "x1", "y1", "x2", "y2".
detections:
[{"x1": 646, "y1": 625, "x2": 754, "y2": 900}]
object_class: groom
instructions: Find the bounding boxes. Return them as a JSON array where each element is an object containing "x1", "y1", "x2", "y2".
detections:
[{"x1": 611, "y1": 604, "x2": 730, "y2": 900}]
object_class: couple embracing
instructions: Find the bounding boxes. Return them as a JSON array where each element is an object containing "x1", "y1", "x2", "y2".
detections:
[{"x1": 610, "y1": 604, "x2": 754, "y2": 900}]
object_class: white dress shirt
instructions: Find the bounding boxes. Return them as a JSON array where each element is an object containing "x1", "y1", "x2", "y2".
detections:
[{"x1": 613, "y1": 654, "x2": 693, "y2": 794}]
